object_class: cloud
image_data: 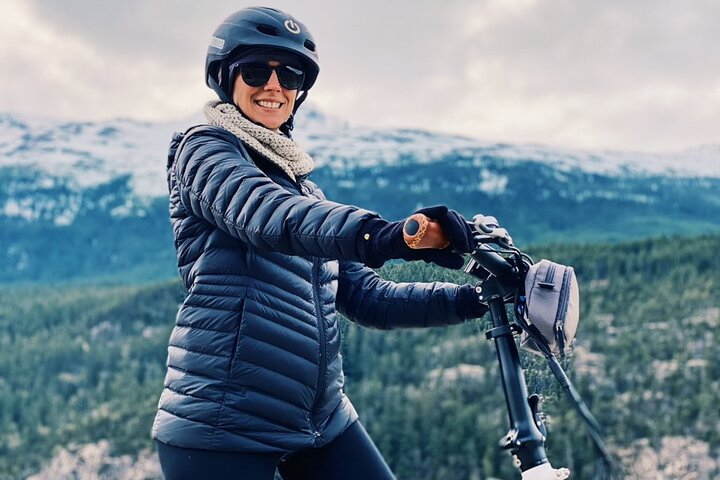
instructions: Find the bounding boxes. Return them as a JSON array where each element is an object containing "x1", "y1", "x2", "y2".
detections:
[
  {"x1": 432, "y1": 0, "x2": 720, "y2": 149},
  {"x1": 366, "y1": 0, "x2": 720, "y2": 151},
  {"x1": 1, "y1": 0, "x2": 719, "y2": 151},
  {"x1": 0, "y1": 0, "x2": 210, "y2": 120},
  {"x1": 0, "y1": 1, "x2": 106, "y2": 115}
]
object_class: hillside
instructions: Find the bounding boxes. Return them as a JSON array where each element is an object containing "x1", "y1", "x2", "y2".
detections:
[
  {"x1": 2, "y1": 234, "x2": 718, "y2": 479},
  {"x1": 1, "y1": 109, "x2": 719, "y2": 285}
]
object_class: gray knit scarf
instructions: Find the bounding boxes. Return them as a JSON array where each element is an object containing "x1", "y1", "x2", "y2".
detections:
[{"x1": 204, "y1": 101, "x2": 314, "y2": 181}]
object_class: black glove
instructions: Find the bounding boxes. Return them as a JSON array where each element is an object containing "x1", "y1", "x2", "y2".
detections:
[
  {"x1": 457, "y1": 284, "x2": 489, "y2": 319},
  {"x1": 358, "y1": 218, "x2": 466, "y2": 269},
  {"x1": 415, "y1": 205, "x2": 476, "y2": 253}
]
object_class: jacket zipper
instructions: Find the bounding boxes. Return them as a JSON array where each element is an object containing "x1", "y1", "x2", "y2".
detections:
[
  {"x1": 298, "y1": 177, "x2": 325, "y2": 438},
  {"x1": 310, "y1": 257, "x2": 326, "y2": 437},
  {"x1": 554, "y1": 267, "x2": 572, "y2": 352}
]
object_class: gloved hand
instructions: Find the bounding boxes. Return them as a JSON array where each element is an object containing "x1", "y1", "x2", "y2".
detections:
[
  {"x1": 415, "y1": 205, "x2": 477, "y2": 253},
  {"x1": 457, "y1": 284, "x2": 489, "y2": 319},
  {"x1": 358, "y1": 217, "x2": 466, "y2": 269}
]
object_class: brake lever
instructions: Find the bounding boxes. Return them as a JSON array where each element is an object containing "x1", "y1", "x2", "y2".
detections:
[{"x1": 473, "y1": 214, "x2": 514, "y2": 247}]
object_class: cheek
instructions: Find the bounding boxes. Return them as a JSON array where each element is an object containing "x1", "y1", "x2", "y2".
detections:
[
  {"x1": 285, "y1": 92, "x2": 298, "y2": 111},
  {"x1": 232, "y1": 79, "x2": 252, "y2": 106}
]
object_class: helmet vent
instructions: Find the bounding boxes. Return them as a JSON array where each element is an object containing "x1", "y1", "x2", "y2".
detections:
[
  {"x1": 257, "y1": 24, "x2": 279, "y2": 36},
  {"x1": 304, "y1": 40, "x2": 316, "y2": 52}
]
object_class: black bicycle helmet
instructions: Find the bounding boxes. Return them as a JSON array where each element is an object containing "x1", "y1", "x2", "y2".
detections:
[{"x1": 205, "y1": 7, "x2": 320, "y2": 112}]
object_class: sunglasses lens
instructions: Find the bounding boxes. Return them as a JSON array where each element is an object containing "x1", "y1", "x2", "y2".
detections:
[
  {"x1": 240, "y1": 65, "x2": 272, "y2": 87},
  {"x1": 276, "y1": 66, "x2": 305, "y2": 90},
  {"x1": 236, "y1": 63, "x2": 305, "y2": 90}
]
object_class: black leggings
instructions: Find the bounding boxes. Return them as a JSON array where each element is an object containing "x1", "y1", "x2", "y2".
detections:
[{"x1": 156, "y1": 421, "x2": 396, "y2": 480}]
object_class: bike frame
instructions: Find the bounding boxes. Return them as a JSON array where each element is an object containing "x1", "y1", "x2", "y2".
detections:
[
  {"x1": 402, "y1": 213, "x2": 612, "y2": 478},
  {"x1": 466, "y1": 249, "x2": 570, "y2": 480}
]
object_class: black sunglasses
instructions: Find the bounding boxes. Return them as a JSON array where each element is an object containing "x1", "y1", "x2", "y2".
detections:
[{"x1": 231, "y1": 62, "x2": 305, "y2": 90}]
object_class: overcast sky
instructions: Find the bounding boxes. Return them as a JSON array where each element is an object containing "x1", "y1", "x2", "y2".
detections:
[{"x1": 2, "y1": 0, "x2": 718, "y2": 152}]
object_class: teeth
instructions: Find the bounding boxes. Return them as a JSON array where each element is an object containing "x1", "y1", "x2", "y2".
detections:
[{"x1": 257, "y1": 100, "x2": 281, "y2": 109}]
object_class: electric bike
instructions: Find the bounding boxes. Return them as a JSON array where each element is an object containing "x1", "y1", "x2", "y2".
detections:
[{"x1": 403, "y1": 214, "x2": 618, "y2": 480}]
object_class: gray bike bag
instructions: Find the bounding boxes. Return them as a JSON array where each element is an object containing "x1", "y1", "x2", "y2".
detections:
[{"x1": 520, "y1": 260, "x2": 580, "y2": 357}]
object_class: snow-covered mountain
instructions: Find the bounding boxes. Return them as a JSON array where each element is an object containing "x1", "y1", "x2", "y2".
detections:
[
  {"x1": 295, "y1": 111, "x2": 720, "y2": 178},
  {"x1": 2, "y1": 106, "x2": 719, "y2": 284},
  {"x1": 3, "y1": 106, "x2": 719, "y2": 197}
]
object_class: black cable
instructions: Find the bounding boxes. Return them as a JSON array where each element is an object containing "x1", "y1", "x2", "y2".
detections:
[
  {"x1": 513, "y1": 293, "x2": 620, "y2": 479},
  {"x1": 538, "y1": 339, "x2": 621, "y2": 479}
]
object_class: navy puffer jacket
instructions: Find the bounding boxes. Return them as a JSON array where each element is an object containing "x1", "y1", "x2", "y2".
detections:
[{"x1": 152, "y1": 125, "x2": 477, "y2": 453}]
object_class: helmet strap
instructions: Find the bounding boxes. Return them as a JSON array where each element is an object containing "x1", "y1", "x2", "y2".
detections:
[
  {"x1": 209, "y1": 64, "x2": 234, "y2": 104},
  {"x1": 293, "y1": 90, "x2": 308, "y2": 114},
  {"x1": 280, "y1": 115, "x2": 294, "y2": 137},
  {"x1": 280, "y1": 90, "x2": 308, "y2": 138}
]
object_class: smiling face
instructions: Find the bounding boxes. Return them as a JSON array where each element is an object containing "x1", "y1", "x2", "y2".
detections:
[{"x1": 232, "y1": 61, "x2": 297, "y2": 131}]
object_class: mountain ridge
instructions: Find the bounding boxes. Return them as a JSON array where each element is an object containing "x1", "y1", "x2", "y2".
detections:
[
  {"x1": 3, "y1": 106, "x2": 720, "y2": 200},
  {"x1": 2, "y1": 106, "x2": 719, "y2": 284}
]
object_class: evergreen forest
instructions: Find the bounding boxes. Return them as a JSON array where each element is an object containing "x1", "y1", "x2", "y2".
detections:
[{"x1": 1, "y1": 234, "x2": 719, "y2": 479}]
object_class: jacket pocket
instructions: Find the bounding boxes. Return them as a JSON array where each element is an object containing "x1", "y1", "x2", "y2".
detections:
[{"x1": 227, "y1": 299, "x2": 245, "y2": 376}]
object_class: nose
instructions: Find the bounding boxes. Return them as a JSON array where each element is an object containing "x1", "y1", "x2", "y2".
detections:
[{"x1": 263, "y1": 70, "x2": 282, "y2": 91}]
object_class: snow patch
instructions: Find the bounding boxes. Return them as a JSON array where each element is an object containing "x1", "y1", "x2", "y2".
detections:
[
  {"x1": 0, "y1": 106, "x2": 718, "y2": 222},
  {"x1": 3, "y1": 198, "x2": 37, "y2": 221},
  {"x1": 478, "y1": 170, "x2": 508, "y2": 195}
]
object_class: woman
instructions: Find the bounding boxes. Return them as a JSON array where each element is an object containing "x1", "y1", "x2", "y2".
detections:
[{"x1": 153, "y1": 7, "x2": 491, "y2": 479}]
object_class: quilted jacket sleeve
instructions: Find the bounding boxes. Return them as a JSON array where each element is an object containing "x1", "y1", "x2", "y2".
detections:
[
  {"x1": 336, "y1": 260, "x2": 479, "y2": 329},
  {"x1": 171, "y1": 127, "x2": 379, "y2": 260}
]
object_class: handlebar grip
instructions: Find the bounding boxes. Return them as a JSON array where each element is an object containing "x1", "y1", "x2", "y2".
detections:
[{"x1": 403, "y1": 213, "x2": 451, "y2": 249}]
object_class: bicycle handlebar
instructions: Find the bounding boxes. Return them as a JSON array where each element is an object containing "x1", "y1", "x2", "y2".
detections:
[
  {"x1": 403, "y1": 212, "x2": 574, "y2": 479},
  {"x1": 403, "y1": 211, "x2": 615, "y2": 479},
  {"x1": 471, "y1": 244, "x2": 519, "y2": 286},
  {"x1": 403, "y1": 213, "x2": 519, "y2": 285}
]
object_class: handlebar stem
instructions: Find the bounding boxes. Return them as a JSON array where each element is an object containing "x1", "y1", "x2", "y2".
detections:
[{"x1": 480, "y1": 277, "x2": 550, "y2": 472}]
